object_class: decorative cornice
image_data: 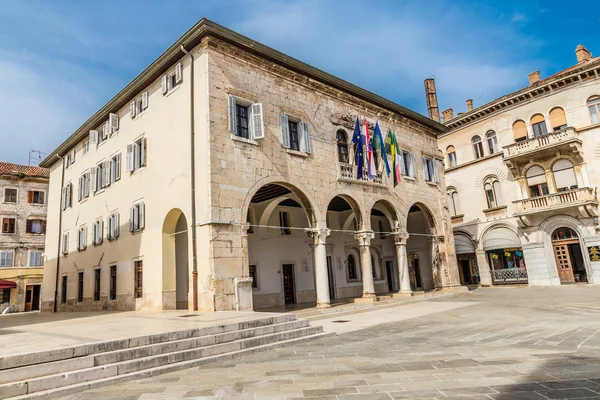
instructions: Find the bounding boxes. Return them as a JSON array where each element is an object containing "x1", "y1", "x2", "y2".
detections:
[{"x1": 522, "y1": 242, "x2": 544, "y2": 249}]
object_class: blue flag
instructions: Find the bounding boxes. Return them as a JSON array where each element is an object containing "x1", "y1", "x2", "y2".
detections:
[
  {"x1": 351, "y1": 117, "x2": 363, "y2": 179},
  {"x1": 373, "y1": 122, "x2": 391, "y2": 176}
]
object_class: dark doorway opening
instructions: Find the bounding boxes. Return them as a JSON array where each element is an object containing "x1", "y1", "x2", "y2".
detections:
[
  {"x1": 282, "y1": 264, "x2": 296, "y2": 305},
  {"x1": 413, "y1": 258, "x2": 422, "y2": 290},
  {"x1": 326, "y1": 256, "x2": 335, "y2": 300},
  {"x1": 386, "y1": 261, "x2": 394, "y2": 292}
]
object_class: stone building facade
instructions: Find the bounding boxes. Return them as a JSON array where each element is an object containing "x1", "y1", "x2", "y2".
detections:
[
  {"x1": 0, "y1": 162, "x2": 49, "y2": 312},
  {"x1": 435, "y1": 45, "x2": 600, "y2": 287},
  {"x1": 40, "y1": 19, "x2": 460, "y2": 312}
]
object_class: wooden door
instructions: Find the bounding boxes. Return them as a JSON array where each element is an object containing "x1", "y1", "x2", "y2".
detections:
[
  {"x1": 282, "y1": 264, "x2": 296, "y2": 305},
  {"x1": 25, "y1": 285, "x2": 33, "y2": 312},
  {"x1": 553, "y1": 241, "x2": 576, "y2": 283}
]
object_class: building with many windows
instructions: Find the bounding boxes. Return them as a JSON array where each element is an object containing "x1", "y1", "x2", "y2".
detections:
[
  {"x1": 40, "y1": 19, "x2": 461, "y2": 312},
  {"x1": 0, "y1": 162, "x2": 49, "y2": 312},
  {"x1": 435, "y1": 45, "x2": 600, "y2": 287}
]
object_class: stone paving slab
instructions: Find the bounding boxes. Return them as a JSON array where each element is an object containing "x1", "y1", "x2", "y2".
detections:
[{"x1": 54, "y1": 286, "x2": 600, "y2": 400}]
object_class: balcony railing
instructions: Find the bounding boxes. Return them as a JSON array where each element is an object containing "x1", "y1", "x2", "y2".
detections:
[
  {"x1": 339, "y1": 163, "x2": 383, "y2": 185},
  {"x1": 513, "y1": 187, "x2": 596, "y2": 214},
  {"x1": 503, "y1": 127, "x2": 580, "y2": 159}
]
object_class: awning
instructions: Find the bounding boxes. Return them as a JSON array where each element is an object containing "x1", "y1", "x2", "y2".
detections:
[
  {"x1": 454, "y1": 234, "x2": 475, "y2": 254},
  {"x1": 482, "y1": 227, "x2": 522, "y2": 251},
  {"x1": 0, "y1": 279, "x2": 17, "y2": 289}
]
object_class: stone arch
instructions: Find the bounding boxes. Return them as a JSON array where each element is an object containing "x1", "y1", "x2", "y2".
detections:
[
  {"x1": 323, "y1": 191, "x2": 363, "y2": 229},
  {"x1": 445, "y1": 179, "x2": 464, "y2": 193},
  {"x1": 162, "y1": 208, "x2": 189, "y2": 310},
  {"x1": 406, "y1": 202, "x2": 437, "y2": 233},
  {"x1": 369, "y1": 199, "x2": 401, "y2": 231},
  {"x1": 474, "y1": 167, "x2": 508, "y2": 188},
  {"x1": 477, "y1": 222, "x2": 520, "y2": 251},
  {"x1": 242, "y1": 176, "x2": 321, "y2": 228}
]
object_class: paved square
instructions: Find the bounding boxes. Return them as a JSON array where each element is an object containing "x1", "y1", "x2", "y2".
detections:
[{"x1": 57, "y1": 286, "x2": 600, "y2": 399}]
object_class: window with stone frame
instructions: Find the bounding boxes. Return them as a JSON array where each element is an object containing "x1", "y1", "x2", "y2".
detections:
[
  {"x1": 28, "y1": 191, "x2": 45, "y2": 204},
  {"x1": 336, "y1": 130, "x2": 349, "y2": 163},
  {"x1": 134, "y1": 260, "x2": 143, "y2": 298},
  {"x1": 29, "y1": 250, "x2": 43, "y2": 267},
  {"x1": 483, "y1": 177, "x2": 504, "y2": 209},
  {"x1": 447, "y1": 188, "x2": 461, "y2": 217},
  {"x1": 0, "y1": 251, "x2": 13, "y2": 267},
  {"x1": 26, "y1": 219, "x2": 46, "y2": 234},
  {"x1": 486, "y1": 131, "x2": 499, "y2": 154},
  {"x1": 472, "y1": 135, "x2": 484, "y2": 159},
  {"x1": 4, "y1": 188, "x2": 17, "y2": 203},
  {"x1": 228, "y1": 96, "x2": 264, "y2": 141},
  {"x1": 347, "y1": 254, "x2": 358, "y2": 281},
  {"x1": 531, "y1": 114, "x2": 548, "y2": 137},
  {"x1": 588, "y1": 96, "x2": 600, "y2": 124},
  {"x1": 2, "y1": 218, "x2": 16, "y2": 234},
  {"x1": 110, "y1": 265, "x2": 117, "y2": 300},
  {"x1": 446, "y1": 146, "x2": 457, "y2": 168}
]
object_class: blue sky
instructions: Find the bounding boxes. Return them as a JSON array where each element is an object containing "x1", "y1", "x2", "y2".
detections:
[{"x1": 0, "y1": 0, "x2": 597, "y2": 165}]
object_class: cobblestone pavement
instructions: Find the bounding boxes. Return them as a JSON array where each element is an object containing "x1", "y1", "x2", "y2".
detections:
[{"x1": 59, "y1": 286, "x2": 600, "y2": 400}]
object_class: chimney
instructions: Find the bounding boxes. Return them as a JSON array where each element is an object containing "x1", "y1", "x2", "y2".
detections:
[
  {"x1": 576, "y1": 44, "x2": 592, "y2": 63},
  {"x1": 466, "y1": 99, "x2": 473, "y2": 112},
  {"x1": 424, "y1": 78, "x2": 440, "y2": 122},
  {"x1": 528, "y1": 70, "x2": 541, "y2": 86},
  {"x1": 441, "y1": 108, "x2": 454, "y2": 122}
]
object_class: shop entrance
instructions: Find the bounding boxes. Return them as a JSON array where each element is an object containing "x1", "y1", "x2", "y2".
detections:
[
  {"x1": 459, "y1": 259, "x2": 472, "y2": 285},
  {"x1": 552, "y1": 227, "x2": 588, "y2": 284},
  {"x1": 25, "y1": 285, "x2": 40, "y2": 312}
]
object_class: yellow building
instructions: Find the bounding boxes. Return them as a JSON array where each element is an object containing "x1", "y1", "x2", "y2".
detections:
[{"x1": 0, "y1": 162, "x2": 49, "y2": 313}]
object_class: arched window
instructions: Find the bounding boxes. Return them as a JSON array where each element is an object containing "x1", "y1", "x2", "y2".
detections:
[
  {"x1": 549, "y1": 107, "x2": 567, "y2": 131},
  {"x1": 486, "y1": 131, "x2": 499, "y2": 154},
  {"x1": 483, "y1": 177, "x2": 503, "y2": 209},
  {"x1": 513, "y1": 120, "x2": 527, "y2": 142},
  {"x1": 446, "y1": 145, "x2": 457, "y2": 168},
  {"x1": 447, "y1": 188, "x2": 461, "y2": 216},
  {"x1": 552, "y1": 227, "x2": 578, "y2": 241},
  {"x1": 336, "y1": 130, "x2": 349, "y2": 163},
  {"x1": 531, "y1": 114, "x2": 548, "y2": 137},
  {"x1": 526, "y1": 165, "x2": 548, "y2": 197},
  {"x1": 588, "y1": 96, "x2": 600, "y2": 124},
  {"x1": 472, "y1": 136, "x2": 484, "y2": 159},
  {"x1": 347, "y1": 254, "x2": 358, "y2": 281},
  {"x1": 552, "y1": 159, "x2": 578, "y2": 192}
]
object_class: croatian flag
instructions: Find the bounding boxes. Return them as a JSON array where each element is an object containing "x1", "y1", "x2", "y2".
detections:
[{"x1": 365, "y1": 118, "x2": 376, "y2": 179}]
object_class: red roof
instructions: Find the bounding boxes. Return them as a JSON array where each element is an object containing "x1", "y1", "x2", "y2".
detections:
[{"x1": 0, "y1": 162, "x2": 50, "y2": 179}]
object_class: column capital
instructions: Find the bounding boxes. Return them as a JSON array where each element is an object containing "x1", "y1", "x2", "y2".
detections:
[
  {"x1": 393, "y1": 231, "x2": 410, "y2": 245},
  {"x1": 354, "y1": 230, "x2": 375, "y2": 246},
  {"x1": 307, "y1": 228, "x2": 330, "y2": 245}
]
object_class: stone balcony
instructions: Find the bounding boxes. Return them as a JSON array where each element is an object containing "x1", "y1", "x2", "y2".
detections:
[
  {"x1": 338, "y1": 163, "x2": 384, "y2": 185},
  {"x1": 513, "y1": 187, "x2": 598, "y2": 217},
  {"x1": 503, "y1": 127, "x2": 582, "y2": 165}
]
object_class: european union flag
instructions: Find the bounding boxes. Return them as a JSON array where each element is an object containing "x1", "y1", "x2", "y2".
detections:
[{"x1": 351, "y1": 117, "x2": 363, "y2": 179}]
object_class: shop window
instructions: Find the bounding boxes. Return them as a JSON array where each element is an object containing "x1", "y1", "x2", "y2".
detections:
[
  {"x1": 552, "y1": 159, "x2": 578, "y2": 192},
  {"x1": 472, "y1": 136, "x2": 484, "y2": 159},
  {"x1": 526, "y1": 165, "x2": 549, "y2": 197},
  {"x1": 549, "y1": 107, "x2": 567, "y2": 131},
  {"x1": 1, "y1": 289, "x2": 10, "y2": 304},
  {"x1": 531, "y1": 114, "x2": 548, "y2": 137}
]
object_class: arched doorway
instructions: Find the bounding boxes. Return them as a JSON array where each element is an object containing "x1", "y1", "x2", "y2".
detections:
[
  {"x1": 454, "y1": 232, "x2": 478, "y2": 285},
  {"x1": 162, "y1": 209, "x2": 189, "y2": 310},
  {"x1": 247, "y1": 183, "x2": 318, "y2": 309},
  {"x1": 370, "y1": 200, "x2": 399, "y2": 293},
  {"x1": 481, "y1": 225, "x2": 526, "y2": 285},
  {"x1": 551, "y1": 227, "x2": 588, "y2": 284},
  {"x1": 406, "y1": 204, "x2": 436, "y2": 290}
]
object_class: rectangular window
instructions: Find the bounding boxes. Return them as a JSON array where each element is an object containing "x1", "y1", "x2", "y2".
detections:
[
  {"x1": 77, "y1": 226, "x2": 87, "y2": 251},
  {"x1": 28, "y1": 191, "x2": 45, "y2": 204},
  {"x1": 400, "y1": 150, "x2": 415, "y2": 177},
  {"x1": 4, "y1": 188, "x2": 17, "y2": 203},
  {"x1": 134, "y1": 260, "x2": 143, "y2": 298},
  {"x1": 77, "y1": 271, "x2": 84, "y2": 302},
  {"x1": 79, "y1": 170, "x2": 90, "y2": 201},
  {"x1": 83, "y1": 139, "x2": 90, "y2": 155},
  {"x1": 249, "y1": 265, "x2": 258, "y2": 288},
  {"x1": 0, "y1": 251, "x2": 13, "y2": 267},
  {"x1": 65, "y1": 150, "x2": 75, "y2": 168},
  {"x1": 127, "y1": 138, "x2": 146, "y2": 172},
  {"x1": 422, "y1": 156, "x2": 439, "y2": 183},
  {"x1": 288, "y1": 120, "x2": 300, "y2": 151},
  {"x1": 2, "y1": 218, "x2": 16, "y2": 234},
  {"x1": 279, "y1": 211, "x2": 291, "y2": 235},
  {"x1": 94, "y1": 269, "x2": 101, "y2": 301},
  {"x1": 2, "y1": 289, "x2": 10, "y2": 304},
  {"x1": 107, "y1": 212, "x2": 120, "y2": 240},
  {"x1": 228, "y1": 96, "x2": 264, "y2": 140},
  {"x1": 93, "y1": 220, "x2": 103, "y2": 245},
  {"x1": 97, "y1": 124, "x2": 108, "y2": 144},
  {"x1": 161, "y1": 63, "x2": 182, "y2": 95},
  {"x1": 96, "y1": 162, "x2": 105, "y2": 190},
  {"x1": 532, "y1": 122, "x2": 548, "y2": 137},
  {"x1": 235, "y1": 104, "x2": 250, "y2": 139},
  {"x1": 61, "y1": 275, "x2": 67, "y2": 304},
  {"x1": 109, "y1": 153, "x2": 121, "y2": 184},
  {"x1": 110, "y1": 265, "x2": 117, "y2": 300},
  {"x1": 61, "y1": 182, "x2": 73, "y2": 209},
  {"x1": 62, "y1": 232, "x2": 69, "y2": 255},
  {"x1": 26, "y1": 219, "x2": 45, "y2": 234},
  {"x1": 529, "y1": 183, "x2": 549, "y2": 197},
  {"x1": 448, "y1": 152, "x2": 457, "y2": 168},
  {"x1": 130, "y1": 201, "x2": 145, "y2": 232},
  {"x1": 29, "y1": 250, "x2": 43, "y2": 267}
]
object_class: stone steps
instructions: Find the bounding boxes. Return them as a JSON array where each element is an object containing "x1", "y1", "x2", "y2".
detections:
[{"x1": 0, "y1": 314, "x2": 326, "y2": 400}]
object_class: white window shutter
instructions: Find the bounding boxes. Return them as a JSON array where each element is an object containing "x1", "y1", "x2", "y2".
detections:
[
  {"x1": 410, "y1": 153, "x2": 416, "y2": 178},
  {"x1": 140, "y1": 138, "x2": 147, "y2": 167},
  {"x1": 90, "y1": 167, "x2": 97, "y2": 193},
  {"x1": 126, "y1": 144, "x2": 134, "y2": 171},
  {"x1": 228, "y1": 96, "x2": 237, "y2": 133},
  {"x1": 399, "y1": 152, "x2": 406, "y2": 175},
  {"x1": 251, "y1": 103, "x2": 264, "y2": 139},
  {"x1": 422, "y1": 157, "x2": 429, "y2": 181},
  {"x1": 280, "y1": 114, "x2": 290, "y2": 148},
  {"x1": 108, "y1": 114, "x2": 119, "y2": 134},
  {"x1": 61, "y1": 187, "x2": 66, "y2": 210},
  {"x1": 71, "y1": 150, "x2": 76, "y2": 165},
  {"x1": 77, "y1": 177, "x2": 82, "y2": 202},
  {"x1": 129, "y1": 207, "x2": 134, "y2": 232},
  {"x1": 115, "y1": 153, "x2": 121, "y2": 180},
  {"x1": 141, "y1": 91, "x2": 148, "y2": 110},
  {"x1": 62, "y1": 233, "x2": 68, "y2": 254},
  {"x1": 301, "y1": 121, "x2": 311, "y2": 153},
  {"x1": 433, "y1": 160, "x2": 440, "y2": 182},
  {"x1": 99, "y1": 220, "x2": 104, "y2": 244},
  {"x1": 85, "y1": 172, "x2": 90, "y2": 197},
  {"x1": 161, "y1": 76, "x2": 168, "y2": 94},
  {"x1": 89, "y1": 130, "x2": 98, "y2": 145},
  {"x1": 130, "y1": 101, "x2": 136, "y2": 118},
  {"x1": 140, "y1": 202, "x2": 145, "y2": 229},
  {"x1": 175, "y1": 62, "x2": 182, "y2": 84},
  {"x1": 68, "y1": 183, "x2": 72, "y2": 207},
  {"x1": 115, "y1": 213, "x2": 120, "y2": 238}
]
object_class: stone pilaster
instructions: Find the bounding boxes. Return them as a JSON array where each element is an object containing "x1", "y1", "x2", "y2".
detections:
[
  {"x1": 354, "y1": 230, "x2": 376, "y2": 297},
  {"x1": 393, "y1": 232, "x2": 412, "y2": 295},
  {"x1": 308, "y1": 228, "x2": 331, "y2": 308}
]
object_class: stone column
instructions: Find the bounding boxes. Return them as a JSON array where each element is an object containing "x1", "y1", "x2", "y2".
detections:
[
  {"x1": 354, "y1": 231, "x2": 376, "y2": 297},
  {"x1": 393, "y1": 232, "x2": 412, "y2": 295},
  {"x1": 308, "y1": 228, "x2": 331, "y2": 308},
  {"x1": 544, "y1": 169, "x2": 556, "y2": 193},
  {"x1": 476, "y1": 249, "x2": 492, "y2": 286}
]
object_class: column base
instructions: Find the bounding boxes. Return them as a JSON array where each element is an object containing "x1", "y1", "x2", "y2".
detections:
[
  {"x1": 316, "y1": 302, "x2": 332, "y2": 309},
  {"x1": 392, "y1": 291, "x2": 413, "y2": 298},
  {"x1": 354, "y1": 295, "x2": 377, "y2": 304}
]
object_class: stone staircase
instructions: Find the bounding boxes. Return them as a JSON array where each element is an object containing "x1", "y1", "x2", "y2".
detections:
[{"x1": 0, "y1": 314, "x2": 326, "y2": 399}]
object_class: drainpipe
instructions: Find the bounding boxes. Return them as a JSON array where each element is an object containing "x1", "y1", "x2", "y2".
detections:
[
  {"x1": 53, "y1": 154, "x2": 65, "y2": 312},
  {"x1": 180, "y1": 44, "x2": 199, "y2": 311}
]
